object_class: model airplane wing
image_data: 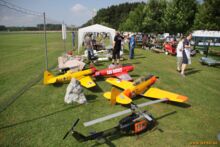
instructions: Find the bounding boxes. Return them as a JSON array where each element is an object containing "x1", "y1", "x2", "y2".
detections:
[
  {"x1": 78, "y1": 76, "x2": 96, "y2": 88},
  {"x1": 114, "y1": 72, "x2": 132, "y2": 81},
  {"x1": 106, "y1": 78, "x2": 134, "y2": 90},
  {"x1": 142, "y1": 87, "x2": 188, "y2": 103}
]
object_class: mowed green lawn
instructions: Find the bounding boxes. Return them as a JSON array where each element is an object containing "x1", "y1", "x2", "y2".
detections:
[{"x1": 0, "y1": 32, "x2": 220, "y2": 147}]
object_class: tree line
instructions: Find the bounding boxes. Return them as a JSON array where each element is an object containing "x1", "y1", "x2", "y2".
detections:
[
  {"x1": 83, "y1": 0, "x2": 220, "y2": 34},
  {"x1": 82, "y1": 2, "x2": 143, "y2": 29},
  {"x1": 0, "y1": 24, "x2": 63, "y2": 31}
]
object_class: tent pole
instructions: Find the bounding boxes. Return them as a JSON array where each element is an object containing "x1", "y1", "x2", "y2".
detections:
[{"x1": 43, "y1": 12, "x2": 48, "y2": 70}]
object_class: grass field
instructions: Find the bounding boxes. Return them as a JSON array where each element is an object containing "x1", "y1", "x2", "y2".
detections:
[{"x1": 0, "y1": 32, "x2": 220, "y2": 147}]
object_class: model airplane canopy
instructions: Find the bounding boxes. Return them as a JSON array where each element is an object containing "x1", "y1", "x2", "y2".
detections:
[
  {"x1": 103, "y1": 74, "x2": 188, "y2": 104},
  {"x1": 44, "y1": 68, "x2": 96, "y2": 88}
]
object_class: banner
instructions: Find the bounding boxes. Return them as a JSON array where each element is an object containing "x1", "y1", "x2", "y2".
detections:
[{"x1": 62, "y1": 23, "x2": 67, "y2": 40}]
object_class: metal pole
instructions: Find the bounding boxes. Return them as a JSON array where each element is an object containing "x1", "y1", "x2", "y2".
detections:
[
  {"x1": 43, "y1": 12, "x2": 48, "y2": 70},
  {"x1": 63, "y1": 39, "x2": 66, "y2": 52},
  {"x1": 62, "y1": 21, "x2": 66, "y2": 52}
]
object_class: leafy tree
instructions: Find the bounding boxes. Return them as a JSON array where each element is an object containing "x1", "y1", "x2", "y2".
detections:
[
  {"x1": 162, "y1": 0, "x2": 197, "y2": 33},
  {"x1": 119, "y1": 4, "x2": 145, "y2": 32},
  {"x1": 193, "y1": 0, "x2": 220, "y2": 30},
  {"x1": 142, "y1": 0, "x2": 167, "y2": 33},
  {"x1": 81, "y1": 2, "x2": 143, "y2": 29}
]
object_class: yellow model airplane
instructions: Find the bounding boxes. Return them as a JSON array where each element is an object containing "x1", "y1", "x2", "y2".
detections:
[
  {"x1": 44, "y1": 68, "x2": 96, "y2": 88},
  {"x1": 103, "y1": 74, "x2": 188, "y2": 104}
]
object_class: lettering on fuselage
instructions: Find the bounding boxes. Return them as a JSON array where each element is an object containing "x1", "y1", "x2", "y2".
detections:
[{"x1": 107, "y1": 68, "x2": 122, "y2": 75}]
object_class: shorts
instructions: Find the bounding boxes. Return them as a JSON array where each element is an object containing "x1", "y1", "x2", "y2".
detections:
[{"x1": 182, "y1": 50, "x2": 188, "y2": 64}]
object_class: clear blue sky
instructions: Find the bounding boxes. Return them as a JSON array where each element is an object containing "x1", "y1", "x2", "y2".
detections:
[{"x1": 0, "y1": 0, "x2": 145, "y2": 26}]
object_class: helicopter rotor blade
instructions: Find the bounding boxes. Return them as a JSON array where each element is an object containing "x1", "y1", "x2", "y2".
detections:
[
  {"x1": 83, "y1": 98, "x2": 168, "y2": 127},
  {"x1": 72, "y1": 118, "x2": 80, "y2": 129},
  {"x1": 137, "y1": 98, "x2": 168, "y2": 108},
  {"x1": 63, "y1": 118, "x2": 80, "y2": 140},
  {"x1": 84, "y1": 109, "x2": 131, "y2": 127}
]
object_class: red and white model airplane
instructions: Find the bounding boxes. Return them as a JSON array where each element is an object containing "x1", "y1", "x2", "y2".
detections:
[{"x1": 93, "y1": 65, "x2": 134, "y2": 81}]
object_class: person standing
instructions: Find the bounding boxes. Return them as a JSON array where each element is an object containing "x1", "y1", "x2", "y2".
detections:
[
  {"x1": 176, "y1": 36, "x2": 184, "y2": 72},
  {"x1": 181, "y1": 33, "x2": 192, "y2": 77},
  {"x1": 84, "y1": 34, "x2": 96, "y2": 64},
  {"x1": 142, "y1": 34, "x2": 147, "y2": 49},
  {"x1": 129, "y1": 33, "x2": 136, "y2": 59},
  {"x1": 112, "y1": 32, "x2": 124, "y2": 66}
]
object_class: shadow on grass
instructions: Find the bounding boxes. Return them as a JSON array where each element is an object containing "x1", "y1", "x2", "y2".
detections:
[
  {"x1": 94, "y1": 62, "x2": 105, "y2": 66},
  {"x1": 91, "y1": 137, "x2": 117, "y2": 147},
  {"x1": 86, "y1": 94, "x2": 98, "y2": 101},
  {"x1": 130, "y1": 74, "x2": 141, "y2": 78},
  {"x1": 53, "y1": 83, "x2": 65, "y2": 87},
  {"x1": 130, "y1": 60, "x2": 141, "y2": 64},
  {"x1": 0, "y1": 103, "x2": 96, "y2": 130},
  {"x1": 166, "y1": 101, "x2": 191, "y2": 108},
  {"x1": 185, "y1": 68, "x2": 194, "y2": 71},
  {"x1": 156, "y1": 111, "x2": 177, "y2": 121},
  {"x1": 93, "y1": 76, "x2": 106, "y2": 82},
  {"x1": 136, "y1": 56, "x2": 146, "y2": 59},
  {"x1": 89, "y1": 84, "x2": 104, "y2": 93},
  {"x1": 185, "y1": 69, "x2": 201, "y2": 76},
  {"x1": 126, "y1": 61, "x2": 141, "y2": 65}
]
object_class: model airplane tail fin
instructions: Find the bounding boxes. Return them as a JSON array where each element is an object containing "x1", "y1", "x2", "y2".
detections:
[
  {"x1": 103, "y1": 87, "x2": 120, "y2": 105},
  {"x1": 43, "y1": 70, "x2": 55, "y2": 85},
  {"x1": 110, "y1": 87, "x2": 121, "y2": 105},
  {"x1": 103, "y1": 87, "x2": 132, "y2": 105}
]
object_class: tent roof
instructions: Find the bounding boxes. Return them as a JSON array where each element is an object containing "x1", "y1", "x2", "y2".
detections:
[
  {"x1": 192, "y1": 30, "x2": 220, "y2": 38},
  {"x1": 79, "y1": 24, "x2": 115, "y2": 33}
]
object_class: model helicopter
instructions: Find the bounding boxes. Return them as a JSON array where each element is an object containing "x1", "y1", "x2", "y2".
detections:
[
  {"x1": 43, "y1": 67, "x2": 96, "y2": 88},
  {"x1": 104, "y1": 74, "x2": 188, "y2": 104},
  {"x1": 63, "y1": 98, "x2": 168, "y2": 142},
  {"x1": 93, "y1": 65, "x2": 134, "y2": 81}
]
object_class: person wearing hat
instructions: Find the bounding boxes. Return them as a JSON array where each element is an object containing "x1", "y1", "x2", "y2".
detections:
[
  {"x1": 129, "y1": 33, "x2": 136, "y2": 59},
  {"x1": 112, "y1": 31, "x2": 124, "y2": 66}
]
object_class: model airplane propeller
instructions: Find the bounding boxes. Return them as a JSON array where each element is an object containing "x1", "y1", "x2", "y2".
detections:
[
  {"x1": 63, "y1": 98, "x2": 168, "y2": 142},
  {"x1": 103, "y1": 74, "x2": 188, "y2": 104}
]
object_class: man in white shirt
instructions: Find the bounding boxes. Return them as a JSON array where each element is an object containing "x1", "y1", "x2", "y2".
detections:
[{"x1": 176, "y1": 36, "x2": 184, "y2": 72}]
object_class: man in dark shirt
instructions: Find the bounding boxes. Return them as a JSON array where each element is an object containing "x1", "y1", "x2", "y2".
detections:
[
  {"x1": 112, "y1": 32, "x2": 124, "y2": 65},
  {"x1": 181, "y1": 33, "x2": 192, "y2": 77}
]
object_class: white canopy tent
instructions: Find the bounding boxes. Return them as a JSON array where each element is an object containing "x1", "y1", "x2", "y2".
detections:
[
  {"x1": 192, "y1": 30, "x2": 220, "y2": 46},
  {"x1": 78, "y1": 24, "x2": 116, "y2": 52},
  {"x1": 192, "y1": 30, "x2": 220, "y2": 38}
]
